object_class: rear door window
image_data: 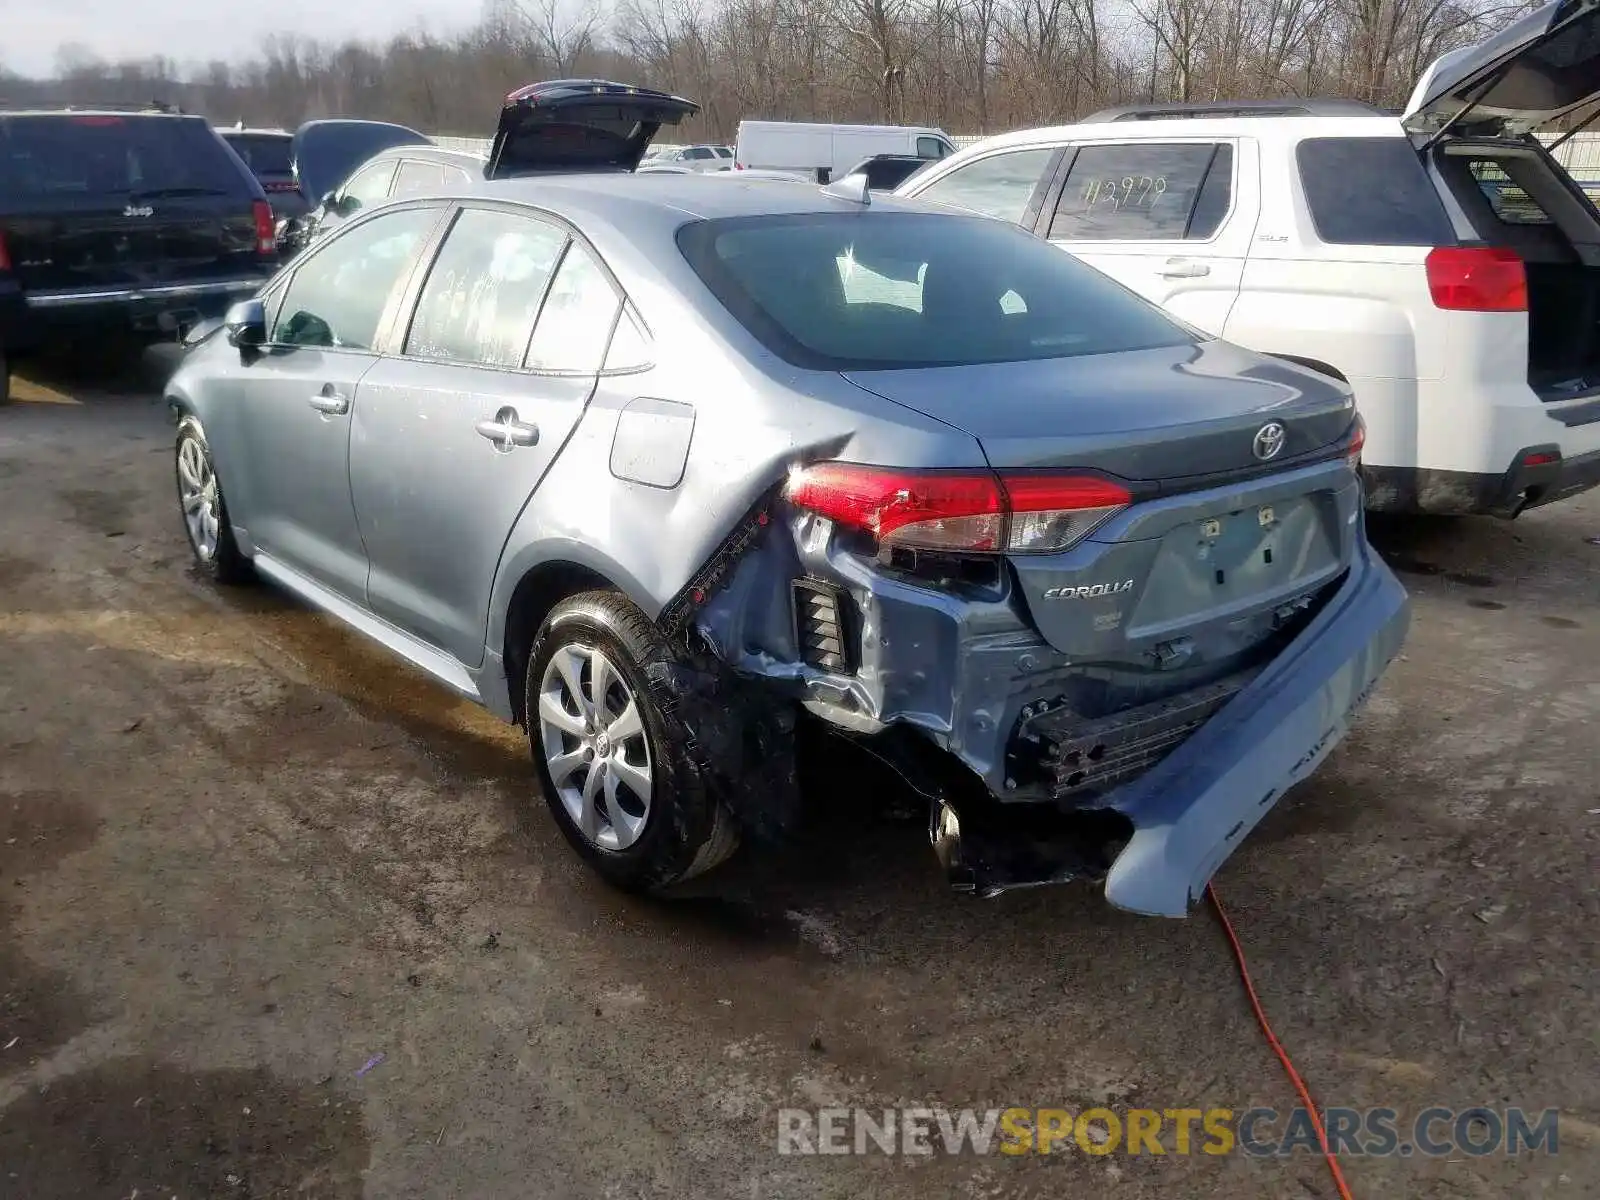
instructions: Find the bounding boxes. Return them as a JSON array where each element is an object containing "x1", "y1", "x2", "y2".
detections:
[
  {"x1": 392, "y1": 159, "x2": 446, "y2": 196},
  {"x1": 273, "y1": 206, "x2": 441, "y2": 349},
  {"x1": 1296, "y1": 137, "x2": 1455, "y2": 245},
  {"x1": 404, "y1": 207, "x2": 567, "y2": 367},
  {"x1": 525, "y1": 241, "x2": 622, "y2": 373},
  {"x1": 1047, "y1": 142, "x2": 1233, "y2": 241},
  {"x1": 0, "y1": 114, "x2": 246, "y2": 200},
  {"x1": 911, "y1": 147, "x2": 1055, "y2": 222}
]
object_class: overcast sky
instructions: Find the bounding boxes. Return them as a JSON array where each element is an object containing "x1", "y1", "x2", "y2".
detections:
[{"x1": 0, "y1": 0, "x2": 482, "y2": 79}]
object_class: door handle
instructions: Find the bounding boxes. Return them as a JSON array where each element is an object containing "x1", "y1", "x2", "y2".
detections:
[
  {"x1": 475, "y1": 407, "x2": 540, "y2": 449},
  {"x1": 1159, "y1": 258, "x2": 1211, "y2": 278},
  {"x1": 308, "y1": 389, "x2": 349, "y2": 415}
]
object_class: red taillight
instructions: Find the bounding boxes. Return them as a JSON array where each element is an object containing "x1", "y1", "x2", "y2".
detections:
[
  {"x1": 1522, "y1": 450, "x2": 1559, "y2": 466},
  {"x1": 1347, "y1": 414, "x2": 1366, "y2": 469},
  {"x1": 251, "y1": 199, "x2": 275, "y2": 255},
  {"x1": 784, "y1": 463, "x2": 1131, "y2": 555},
  {"x1": 0, "y1": 229, "x2": 10, "y2": 273},
  {"x1": 1425, "y1": 246, "x2": 1527, "y2": 312}
]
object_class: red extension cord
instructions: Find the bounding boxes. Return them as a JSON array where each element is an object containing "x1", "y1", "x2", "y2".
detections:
[{"x1": 1207, "y1": 883, "x2": 1356, "y2": 1200}]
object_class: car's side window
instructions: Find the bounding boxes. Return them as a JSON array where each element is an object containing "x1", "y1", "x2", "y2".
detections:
[
  {"x1": 525, "y1": 241, "x2": 622, "y2": 374},
  {"x1": 271, "y1": 207, "x2": 441, "y2": 350},
  {"x1": 404, "y1": 207, "x2": 567, "y2": 368},
  {"x1": 687, "y1": 147, "x2": 714, "y2": 161},
  {"x1": 1047, "y1": 142, "x2": 1233, "y2": 241},
  {"x1": 916, "y1": 136, "x2": 947, "y2": 160},
  {"x1": 392, "y1": 159, "x2": 445, "y2": 196},
  {"x1": 340, "y1": 161, "x2": 397, "y2": 211},
  {"x1": 911, "y1": 148, "x2": 1055, "y2": 223}
]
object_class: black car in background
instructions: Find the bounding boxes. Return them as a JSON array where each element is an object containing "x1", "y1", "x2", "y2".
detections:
[
  {"x1": 843, "y1": 152, "x2": 940, "y2": 191},
  {"x1": 0, "y1": 107, "x2": 278, "y2": 401},
  {"x1": 218, "y1": 125, "x2": 308, "y2": 221}
]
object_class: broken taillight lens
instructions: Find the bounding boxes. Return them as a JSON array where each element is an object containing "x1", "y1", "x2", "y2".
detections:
[
  {"x1": 784, "y1": 463, "x2": 1130, "y2": 555},
  {"x1": 1425, "y1": 246, "x2": 1527, "y2": 312}
]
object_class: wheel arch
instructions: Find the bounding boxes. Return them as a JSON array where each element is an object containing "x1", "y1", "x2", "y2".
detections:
[{"x1": 498, "y1": 554, "x2": 644, "y2": 725}]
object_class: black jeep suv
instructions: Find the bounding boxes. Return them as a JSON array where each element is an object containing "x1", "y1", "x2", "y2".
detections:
[{"x1": 0, "y1": 107, "x2": 279, "y2": 401}]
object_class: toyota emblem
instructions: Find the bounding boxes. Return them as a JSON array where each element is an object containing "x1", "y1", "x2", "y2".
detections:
[{"x1": 1252, "y1": 422, "x2": 1287, "y2": 462}]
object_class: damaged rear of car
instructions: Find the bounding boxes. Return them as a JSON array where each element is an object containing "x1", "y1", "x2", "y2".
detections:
[{"x1": 653, "y1": 206, "x2": 1410, "y2": 915}]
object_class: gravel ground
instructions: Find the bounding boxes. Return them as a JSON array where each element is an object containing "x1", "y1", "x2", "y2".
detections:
[{"x1": 0, "y1": 358, "x2": 1596, "y2": 1199}]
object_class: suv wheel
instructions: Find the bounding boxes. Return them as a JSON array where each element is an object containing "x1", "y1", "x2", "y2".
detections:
[
  {"x1": 526, "y1": 591, "x2": 738, "y2": 891},
  {"x1": 175, "y1": 416, "x2": 252, "y2": 584}
]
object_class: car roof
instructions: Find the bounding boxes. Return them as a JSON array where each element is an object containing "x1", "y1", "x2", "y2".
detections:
[
  {"x1": 0, "y1": 107, "x2": 199, "y2": 120},
  {"x1": 963, "y1": 111, "x2": 1409, "y2": 153},
  {"x1": 221, "y1": 127, "x2": 291, "y2": 138},
  {"x1": 371, "y1": 144, "x2": 485, "y2": 166},
  {"x1": 462, "y1": 170, "x2": 935, "y2": 222}
]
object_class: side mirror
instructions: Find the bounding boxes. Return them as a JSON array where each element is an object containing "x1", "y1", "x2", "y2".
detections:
[
  {"x1": 320, "y1": 190, "x2": 338, "y2": 212},
  {"x1": 223, "y1": 298, "x2": 267, "y2": 348}
]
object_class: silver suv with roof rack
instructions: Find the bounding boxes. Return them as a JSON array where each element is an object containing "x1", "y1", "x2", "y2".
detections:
[{"x1": 897, "y1": 0, "x2": 1600, "y2": 518}]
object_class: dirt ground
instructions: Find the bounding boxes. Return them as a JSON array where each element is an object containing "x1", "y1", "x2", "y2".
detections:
[{"x1": 0, "y1": 356, "x2": 1596, "y2": 1199}]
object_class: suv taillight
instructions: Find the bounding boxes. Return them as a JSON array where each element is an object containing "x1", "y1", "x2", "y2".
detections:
[
  {"x1": 785, "y1": 463, "x2": 1131, "y2": 555},
  {"x1": 251, "y1": 200, "x2": 275, "y2": 256},
  {"x1": 0, "y1": 229, "x2": 10, "y2": 273},
  {"x1": 1426, "y1": 246, "x2": 1527, "y2": 312}
]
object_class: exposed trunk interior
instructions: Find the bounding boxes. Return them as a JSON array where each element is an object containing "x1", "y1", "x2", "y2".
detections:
[{"x1": 1434, "y1": 138, "x2": 1600, "y2": 399}]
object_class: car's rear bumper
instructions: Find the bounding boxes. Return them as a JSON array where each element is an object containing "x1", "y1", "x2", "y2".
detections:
[
  {"x1": 0, "y1": 275, "x2": 271, "y2": 352},
  {"x1": 1364, "y1": 444, "x2": 1600, "y2": 516},
  {"x1": 1096, "y1": 538, "x2": 1409, "y2": 916}
]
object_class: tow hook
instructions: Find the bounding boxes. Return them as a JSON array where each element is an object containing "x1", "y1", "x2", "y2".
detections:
[{"x1": 928, "y1": 795, "x2": 1125, "y2": 899}]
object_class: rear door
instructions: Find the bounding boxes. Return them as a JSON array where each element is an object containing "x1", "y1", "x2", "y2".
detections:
[
  {"x1": 232, "y1": 203, "x2": 446, "y2": 601},
  {"x1": 1035, "y1": 137, "x2": 1256, "y2": 336},
  {"x1": 350, "y1": 205, "x2": 621, "y2": 665},
  {"x1": 0, "y1": 113, "x2": 268, "y2": 297}
]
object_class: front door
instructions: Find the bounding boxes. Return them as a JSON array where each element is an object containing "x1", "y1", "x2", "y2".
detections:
[
  {"x1": 350, "y1": 205, "x2": 622, "y2": 666},
  {"x1": 233, "y1": 203, "x2": 443, "y2": 600},
  {"x1": 1036, "y1": 138, "x2": 1258, "y2": 337}
]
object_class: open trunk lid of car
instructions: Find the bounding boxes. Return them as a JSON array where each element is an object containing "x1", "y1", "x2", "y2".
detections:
[
  {"x1": 485, "y1": 79, "x2": 699, "y2": 179},
  {"x1": 842, "y1": 340, "x2": 1361, "y2": 661},
  {"x1": 290, "y1": 119, "x2": 429, "y2": 203},
  {"x1": 1402, "y1": 0, "x2": 1600, "y2": 140},
  {"x1": 0, "y1": 113, "x2": 270, "y2": 293}
]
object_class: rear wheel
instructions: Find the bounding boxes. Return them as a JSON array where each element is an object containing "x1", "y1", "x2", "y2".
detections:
[
  {"x1": 175, "y1": 416, "x2": 252, "y2": 585},
  {"x1": 526, "y1": 591, "x2": 738, "y2": 891}
]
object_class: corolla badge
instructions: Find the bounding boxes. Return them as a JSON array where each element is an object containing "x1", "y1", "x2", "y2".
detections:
[
  {"x1": 123, "y1": 203, "x2": 154, "y2": 218},
  {"x1": 1044, "y1": 580, "x2": 1134, "y2": 600},
  {"x1": 1252, "y1": 421, "x2": 1287, "y2": 461}
]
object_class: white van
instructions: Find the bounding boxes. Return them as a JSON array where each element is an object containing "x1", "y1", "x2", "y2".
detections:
[{"x1": 734, "y1": 121, "x2": 957, "y2": 183}]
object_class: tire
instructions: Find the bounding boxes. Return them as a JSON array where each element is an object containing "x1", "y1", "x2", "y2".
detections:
[
  {"x1": 525, "y1": 590, "x2": 739, "y2": 891},
  {"x1": 174, "y1": 415, "x2": 253, "y2": 585},
  {"x1": 0, "y1": 350, "x2": 11, "y2": 405}
]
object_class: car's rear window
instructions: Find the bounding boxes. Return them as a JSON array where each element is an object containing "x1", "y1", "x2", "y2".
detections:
[
  {"x1": 224, "y1": 133, "x2": 293, "y2": 176},
  {"x1": 1296, "y1": 137, "x2": 1454, "y2": 246},
  {"x1": 0, "y1": 114, "x2": 247, "y2": 200},
  {"x1": 677, "y1": 212, "x2": 1195, "y2": 370}
]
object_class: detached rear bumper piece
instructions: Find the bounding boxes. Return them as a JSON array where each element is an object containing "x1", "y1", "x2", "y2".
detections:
[{"x1": 1098, "y1": 541, "x2": 1408, "y2": 916}]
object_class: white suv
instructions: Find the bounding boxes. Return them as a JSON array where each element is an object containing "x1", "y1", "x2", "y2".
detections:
[{"x1": 896, "y1": 0, "x2": 1600, "y2": 517}]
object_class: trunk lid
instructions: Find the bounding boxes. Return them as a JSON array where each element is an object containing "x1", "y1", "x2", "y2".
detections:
[
  {"x1": 1403, "y1": 0, "x2": 1600, "y2": 140},
  {"x1": 842, "y1": 339, "x2": 1356, "y2": 479},
  {"x1": 485, "y1": 79, "x2": 699, "y2": 179},
  {"x1": 0, "y1": 112, "x2": 266, "y2": 292},
  {"x1": 842, "y1": 341, "x2": 1360, "y2": 663},
  {"x1": 290, "y1": 119, "x2": 429, "y2": 204}
]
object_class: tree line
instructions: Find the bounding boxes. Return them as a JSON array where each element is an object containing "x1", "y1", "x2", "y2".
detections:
[{"x1": 0, "y1": 0, "x2": 1544, "y2": 141}]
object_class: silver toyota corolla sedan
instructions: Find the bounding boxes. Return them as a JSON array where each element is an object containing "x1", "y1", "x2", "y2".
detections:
[{"x1": 165, "y1": 169, "x2": 1410, "y2": 917}]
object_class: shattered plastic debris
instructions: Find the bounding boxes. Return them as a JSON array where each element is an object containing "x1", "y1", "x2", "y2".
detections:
[{"x1": 355, "y1": 1053, "x2": 386, "y2": 1077}]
